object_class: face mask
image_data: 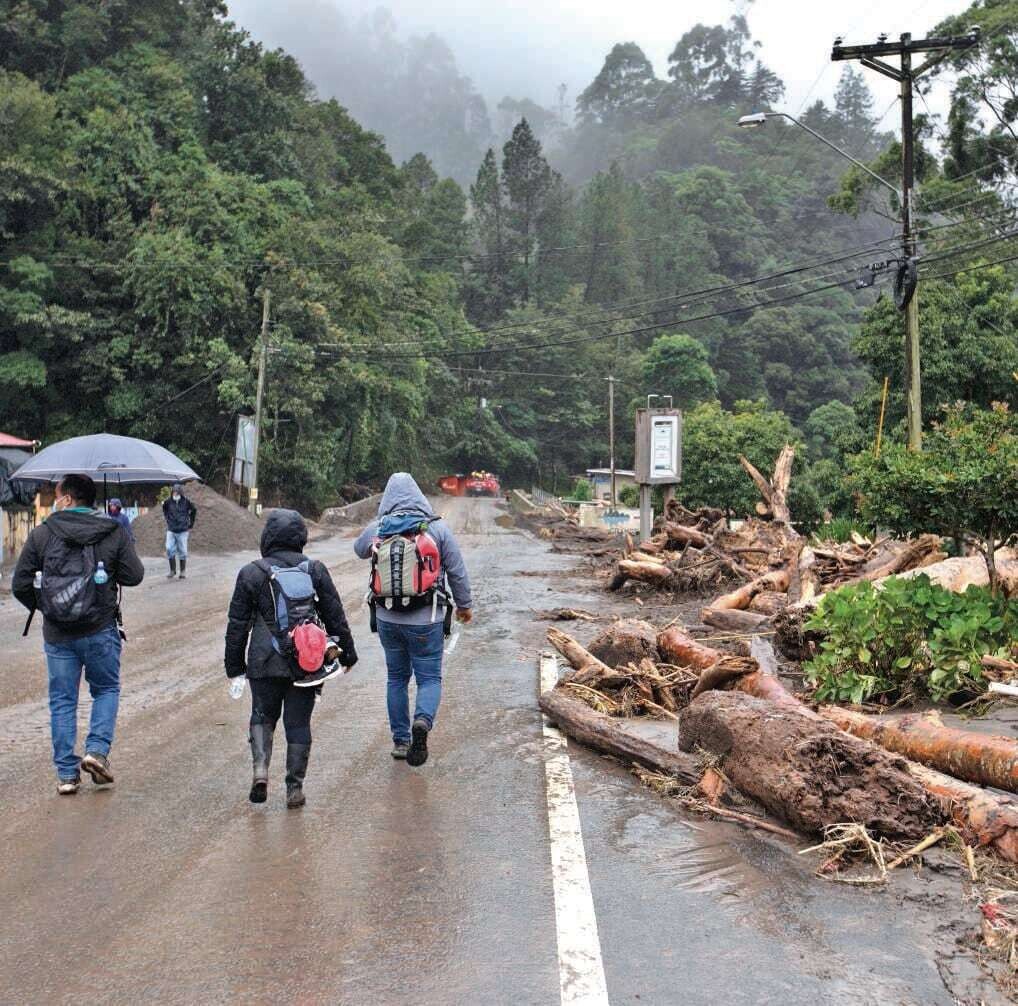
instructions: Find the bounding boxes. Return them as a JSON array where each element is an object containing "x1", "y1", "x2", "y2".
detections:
[
  {"x1": 172, "y1": 493, "x2": 181, "y2": 501},
  {"x1": 53, "y1": 494, "x2": 71, "y2": 512}
]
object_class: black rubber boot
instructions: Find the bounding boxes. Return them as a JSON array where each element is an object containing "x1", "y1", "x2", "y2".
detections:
[
  {"x1": 249, "y1": 724, "x2": 274, "y2": 803},
  {"x1": 167, "y1": 557, "x2": 177, "y2": 578},
  {"x1": 178, "y1": 558, "x2": 187, "y2": 579},
  {"x1": 285, "y1": 743, "x2": 310, "y2": 809}
]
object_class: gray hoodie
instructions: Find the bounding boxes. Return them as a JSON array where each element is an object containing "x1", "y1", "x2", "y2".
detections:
[{"x1": 354, "y1": 473, "x2": 472, "y2": 624}]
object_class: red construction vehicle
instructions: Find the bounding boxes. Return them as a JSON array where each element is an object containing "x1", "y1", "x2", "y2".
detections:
[{"x1": 439, "y1": 472, "x2": 501, "y2": 497}]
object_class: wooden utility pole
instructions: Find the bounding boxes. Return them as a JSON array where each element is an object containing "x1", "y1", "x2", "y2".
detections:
[
  {"x1": 606, "y1": 375, "x2": 616, "y2": 505},
  {"x1": 833, "y1": 28, "x2": 979, "y2": 451},
  {"x1": 249, "y1": 287, "x2": 270, "y2": 514}
]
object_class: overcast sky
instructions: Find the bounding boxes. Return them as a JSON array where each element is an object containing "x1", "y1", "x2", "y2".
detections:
[{"x1": 228, "y1": 0, "x2": 965, "y2": 127}]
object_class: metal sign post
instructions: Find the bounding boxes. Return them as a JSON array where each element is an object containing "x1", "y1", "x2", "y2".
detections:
[{"x1": 634, "y1": 396, "x2": 682, "y2": 541}]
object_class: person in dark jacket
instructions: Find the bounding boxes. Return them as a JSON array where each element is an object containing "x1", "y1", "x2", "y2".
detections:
[
  {"x1": 13, "y1": 473, "x2": 145, "y2": 794},
  {"x1": 224, "y1": 509, "x2": 357, "y2": 808},
  {"x1": 162, "y1": 481, "x2": 196, "y2": 580},
  {"x1": 107, "y1": 498, "x2": 134, "y2": 541}
]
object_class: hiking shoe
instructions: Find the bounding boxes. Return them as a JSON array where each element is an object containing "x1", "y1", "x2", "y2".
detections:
[
  {"x1": 249, "y1": 780, "x2": 268, "y2": 804},
  {"x1": 81, "y1": 752, "x2": 114, "y2": 785},
  {"x1": 406, "y1": 719, "x2": 430, "y2": 767},
  {"x1": 391, "y1": 742, "x2": 410, "y2": 760},
  {"x1": 286, "y1": 783, "x2": 306, "y2": 809},
  {"x1": 292, "y1": 662, "x2": 346, "y2": 688},
  {"x1": 57, "y1": 776, "x2": 80, "y2": 795}
]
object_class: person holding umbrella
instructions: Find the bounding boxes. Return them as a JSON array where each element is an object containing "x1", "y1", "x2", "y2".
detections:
[
  {"x1": 12, "y1": 473, "x2": 144, "y2": 794},
  {"x1": 163, "y1": 482, "x2": 197, "y2": 579}
]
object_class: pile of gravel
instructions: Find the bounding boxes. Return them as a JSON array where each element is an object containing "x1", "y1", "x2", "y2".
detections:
[{"x1": 131, "y1": 483, "x2": 266, "y2": 557}]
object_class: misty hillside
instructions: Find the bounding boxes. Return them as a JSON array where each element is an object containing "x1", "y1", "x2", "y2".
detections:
[{"x1": 1, "y1": 0, "x2": 1014, "y2": 515}]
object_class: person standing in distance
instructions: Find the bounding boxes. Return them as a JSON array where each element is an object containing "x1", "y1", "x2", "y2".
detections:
[
  {"x1": 13, "y1": 473, "x2": 145, "y2": 794},
  {"x1": 354, "y1": 473, "x2": 472, "y2": 767},
  {"x1": 163, "y1": 481, "x2": 196, "y2": 579},
  {"x1": 106, "y1": 498, "x2": 134, "y2": 541}
]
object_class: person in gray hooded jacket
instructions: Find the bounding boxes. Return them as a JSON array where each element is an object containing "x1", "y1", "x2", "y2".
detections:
[{"x1": 354, "y1": 473, "x2": 472, "y2": 766}]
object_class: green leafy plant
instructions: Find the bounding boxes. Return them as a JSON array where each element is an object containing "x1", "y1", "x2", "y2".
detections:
[
  {"x1": 571, "y1": 478, "x2": 594, "y2": 502},
  {"x1": 618, "y1": 484, "x2": 639, "y2": 507},
  {"x1": 804, "y1": 575, "x2": 1017, "y2": 704}
]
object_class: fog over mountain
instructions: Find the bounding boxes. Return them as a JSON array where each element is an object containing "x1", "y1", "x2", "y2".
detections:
[{"x1": 227, "y1": 0, "x2": 958, "y2": 180}]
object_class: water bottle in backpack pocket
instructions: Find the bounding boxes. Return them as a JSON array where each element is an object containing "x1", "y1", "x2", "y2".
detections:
[{"x1": 38, "y1": 536, "x2": 102, "y2": 624}]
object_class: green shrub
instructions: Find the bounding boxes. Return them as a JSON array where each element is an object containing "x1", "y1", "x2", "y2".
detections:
[
  {"x1": 804, "y1": 575, "x2": 1016, "y2": 704},
  {"x1": 618, "y1": 484, "x2": 639, "y2": 507},
  {"x1": 571, "y1": 478, "x2": 593, "y2": 502}
]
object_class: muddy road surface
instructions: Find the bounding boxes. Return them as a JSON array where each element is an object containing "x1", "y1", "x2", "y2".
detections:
[{"x1": 0, "y1": 499, "x2": 992, "y2": 1004}]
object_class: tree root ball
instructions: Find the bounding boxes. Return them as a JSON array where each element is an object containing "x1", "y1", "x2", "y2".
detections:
[{"x1": 586, "y1": 619, "x2": 660, "y2": 669}]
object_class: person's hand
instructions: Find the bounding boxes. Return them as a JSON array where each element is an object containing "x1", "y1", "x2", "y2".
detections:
[
  {"x1": 341, "y1": 655, "x2": 358, "y2": 671},
  {"x1": 455, "y1": 608, "x2": 473, "y2": 624}
]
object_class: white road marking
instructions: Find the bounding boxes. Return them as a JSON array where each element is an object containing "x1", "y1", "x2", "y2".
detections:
[{"x1": 539, "y1": 652, "x2": 610, "y2": 1006}]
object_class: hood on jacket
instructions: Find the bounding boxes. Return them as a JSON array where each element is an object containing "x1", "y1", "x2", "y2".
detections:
[
  {"x1": 260, "y1": 508, "x2": 308, "y2": 556},
  {"x1": 45, "y1": 510, "x2": 120, "y2": 545},
  {"x1": 377, "y1": 473, "x2": 435, "y2": 519}
]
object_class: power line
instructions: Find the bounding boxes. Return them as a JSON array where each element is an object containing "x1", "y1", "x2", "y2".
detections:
[
  {"x1": 343, "y1": 271, "x2": 891, "y2": 363},
  {"x1": 323, "y1": 237, "x2": 903, "y2": 354}
]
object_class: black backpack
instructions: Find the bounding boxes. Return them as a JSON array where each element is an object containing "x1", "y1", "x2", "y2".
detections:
[{"x1": 38, "y1": 534, "x2": 101, "y2": 625}]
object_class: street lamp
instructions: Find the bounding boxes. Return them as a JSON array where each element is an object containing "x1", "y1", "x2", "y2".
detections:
[{"x1": 737, "y1": 111, "x2": 902, "y2": 201}]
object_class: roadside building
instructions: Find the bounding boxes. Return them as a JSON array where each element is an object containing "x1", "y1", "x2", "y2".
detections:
[
  {"x1": 585, "y1": 468, "x2": 636, "y2": 503},
  {"x1": 0, "y1": 433, "x2": 39, "y2": 571}
]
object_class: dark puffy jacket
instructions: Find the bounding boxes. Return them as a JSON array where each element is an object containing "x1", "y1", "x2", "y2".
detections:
[
  {"x1": 163, "y1": 494, "x2": 196, "y2": 533},
  {"x1": 12, "y1": 511, "x2": 145, "y2": 643},
  {"x1": 224, "y1": 509, "x2": 357, "y2": 679}
]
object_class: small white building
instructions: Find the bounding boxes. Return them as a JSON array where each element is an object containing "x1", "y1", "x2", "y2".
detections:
[{"x1": 585, "y1": 468, "x2": 636, "y2": 502}]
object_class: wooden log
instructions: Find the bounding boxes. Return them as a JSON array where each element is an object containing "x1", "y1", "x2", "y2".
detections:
[
  {"x1": 546, "y1": 627, "x2": 612, "y2": 676},
  {"x1": 539, "y1": 687, "x2": 702, "y2": 783},
  {"x1": 617, "y1": 559, "x2": 673, "y2": 584},
  {"x1": 679, "y1": 690, "x2": 944, "y2": 840},
  {"x1": 701, "y1": 608, "x2": 771, "y2": 632},
  {"x1": 662, "y1": 522, "x2": 711, "y2": 549},
  {"x1": 748, "y1": 590, "x2": 788, "y2": 616},
  {"x1": 735, "y1": 669, "x2": 1018, "y2": 863},
  {"x1": 710, "y1": 569, "x2": 790, "y2": 611},
  {"x1": 903, "y1": 762, "x2": 1018, "y2": 862},
  {"x1": 818, "y1": 706, "x2": 1018, "y2": 796},
  {"x1": 587, "y1": 619, "x2": 660, "y2": 669},
  {"x1": 738, "y1": 445, "x2": 794, "y2": 524},
  {"x1": 656, "y1": 626, "x2": 722, "y2": 671}
]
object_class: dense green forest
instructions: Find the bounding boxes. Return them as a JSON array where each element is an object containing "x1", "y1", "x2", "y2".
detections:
[{"x1": 1, "y1": 0, "x2": 1015, "y2": 515}]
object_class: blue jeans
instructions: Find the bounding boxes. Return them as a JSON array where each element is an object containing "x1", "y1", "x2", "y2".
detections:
[
  {"x1": 377, "y1": 620, "x2": 445, "y2": 744},
  {"x1": 44, "y1": 624, "x2": 122, "y2": 779},
  {"x1": 165, "y1": 530, "x2": 189, "y2": 559}
]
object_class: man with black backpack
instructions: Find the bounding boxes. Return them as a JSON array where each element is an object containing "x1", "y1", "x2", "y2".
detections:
[
  {"x1": 225, "y1": 509, "x2": 358, "y2": 808},
  {"x1": 13, "y1": 473, "x2": 145, "y2": 795},
  {"x1": 354, "y1": 473, "x2": 472, "y2": 767}
]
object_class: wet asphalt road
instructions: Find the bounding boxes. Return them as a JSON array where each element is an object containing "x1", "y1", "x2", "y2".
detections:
[{"x1": 0, "y1": 499, "x2": 986, "y2": 1004}]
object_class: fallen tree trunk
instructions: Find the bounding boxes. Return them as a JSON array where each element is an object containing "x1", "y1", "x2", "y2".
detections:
[
  {"x1": 818, "y1": 706, "x2": 1018, "y2": 796},
  {"x1": 701, "y1": 608, "x2": 772, "y2": 633},
  {"x1": 656, "y1": 626, "x2": 723, "y2": 671},
  {"x1": 679, "y1": 690, "x2": 943, "y2": 839},
  {"x1": 733, "y1": 668, "x2": 1018, "y2": 862},
  {"x1": 613, "y1": 559, "x2": 673, "y2": 587},
  {"x1": 901, "y1": 762, "x2": 1018, "y2": 862},
  {"x1": 539, "y1": 686, "x2": 702, "y2": 783},
  {"x1": 709, "y1": 569, "x2": 790, "y2": 611}
]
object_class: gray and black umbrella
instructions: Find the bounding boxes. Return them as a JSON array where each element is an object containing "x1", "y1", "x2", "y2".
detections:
[{"x1": 11, "y1": 433, "x2": 199, "y2": 486}]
